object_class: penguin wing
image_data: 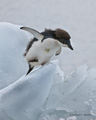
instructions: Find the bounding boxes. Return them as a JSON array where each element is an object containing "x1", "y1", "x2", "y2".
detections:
[
  {"x1": 55, "y1": 47, "x2": 61, "y2": 56},
  {"x1": 20, "y1": 27, "x2": 44, "y2": 40}
]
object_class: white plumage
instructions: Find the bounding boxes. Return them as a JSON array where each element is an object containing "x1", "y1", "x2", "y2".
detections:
[{"x1": 25, "y1": 38, "x2": 61, "y2": 66}]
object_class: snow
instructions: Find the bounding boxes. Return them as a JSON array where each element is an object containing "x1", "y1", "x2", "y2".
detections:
[{"x1": 0, "y1": 0, "x2": 96, "y2": 119}]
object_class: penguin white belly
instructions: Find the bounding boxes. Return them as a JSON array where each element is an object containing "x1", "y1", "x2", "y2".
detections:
[{"x1": 25, "y1": 38, "x2": 60, "y2": 65}]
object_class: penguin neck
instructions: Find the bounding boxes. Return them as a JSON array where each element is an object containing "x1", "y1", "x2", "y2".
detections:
[{"x1": 41, "y1": 30, "x2": 56, "y2": 42}]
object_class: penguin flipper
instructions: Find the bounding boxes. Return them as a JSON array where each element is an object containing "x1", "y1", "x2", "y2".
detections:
[
  {"x1": 20, "y1": 27, "x2": 44, "y2": 40},
  {"x1": 55, "y1": 47, "x2": 61, "y2": 56}
]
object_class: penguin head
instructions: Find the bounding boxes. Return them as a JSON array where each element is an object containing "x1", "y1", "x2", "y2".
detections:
[{"x1": 55, "y1": 28, "x2": 73, "y2": 50}]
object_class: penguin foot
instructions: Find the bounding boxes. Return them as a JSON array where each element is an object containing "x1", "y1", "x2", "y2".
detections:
[
  {"x1": 26, "y1": 67, "x2": 34, "y2": 75},
  {"x1": 26, "y1": 63, "x2": 34, "y2": 75}
]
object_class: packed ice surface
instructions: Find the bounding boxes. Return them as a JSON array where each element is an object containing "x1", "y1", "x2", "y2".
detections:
[
  {"x1": 38, "y1": 66, "x2": 96, "y2": 120},
  {"x1": 0, "y1": 23, "x2": 96, "y2": 120},
  {"x1": 0, "y1": 23, "x2": 28, "y2": 89},
  {"x1": 0, "y1": 60, "x2": 57, "y2": 120}
]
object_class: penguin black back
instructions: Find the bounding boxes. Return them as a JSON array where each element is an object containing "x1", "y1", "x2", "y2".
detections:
[{"x1": 41, "y1": 29, "x2": 56, "y2": 39}]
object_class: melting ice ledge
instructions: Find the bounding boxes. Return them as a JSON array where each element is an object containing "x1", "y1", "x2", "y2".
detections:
[{"x1": 0, "y1": 23, "x2": 96, "y2": 120}]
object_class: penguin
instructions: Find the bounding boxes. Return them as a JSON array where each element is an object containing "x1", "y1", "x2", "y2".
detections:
[{"x1": 20, "y1": 27, "x2": 73, "y2": 75}]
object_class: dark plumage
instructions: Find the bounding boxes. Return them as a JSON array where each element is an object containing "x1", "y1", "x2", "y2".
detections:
[
  {"x1": 41, "y1": 28, "x2": 71, "y2": 43},
  {"x1": 41, "y1": 29, "x2": 56, "y2": 40},
  {"x1": 55, "y1": 28, "x2": 71, "y2": 40},
  {"x1": 24, "y1": 38, "x2": 38, "y2": 56}
]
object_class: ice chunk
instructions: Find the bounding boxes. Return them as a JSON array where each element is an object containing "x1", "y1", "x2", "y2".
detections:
[
  {"x1": 45, "y1": 65, "x2": 88, "y2": 110},
  {"x1": 39, "y1": 65, "x2": 96, "y2": 120},
  {"x1": 0, "y1": 22, "x2": 28, "y2": 89},
  {"x1": 0, "y1": 61, "x2": 57, "y2": 120},
  {"x1": 55, "y1": 65, "x2": 96, "y2": 112},
  {"x1": 52, "y1": 60, "x2": 64, "y2": 85}
]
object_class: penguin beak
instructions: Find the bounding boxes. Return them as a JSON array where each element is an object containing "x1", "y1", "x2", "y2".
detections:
[
  {"x1": 68, "y1": 44, "x2": 73, "y2": 50},
  {"x1": 67, "y1": 40, "x2": 73, "y2": 50}
]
